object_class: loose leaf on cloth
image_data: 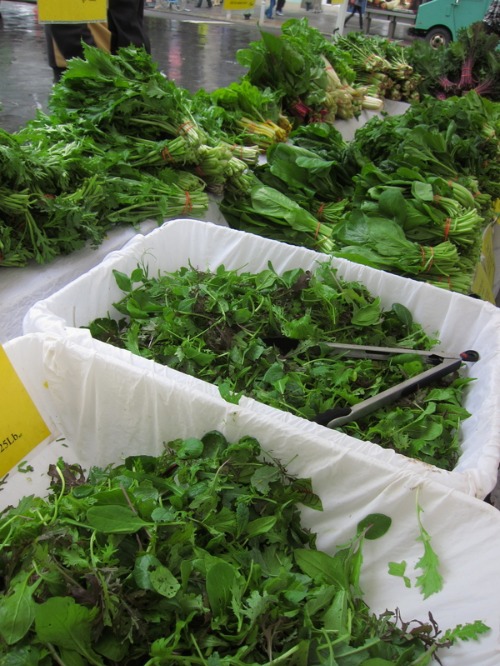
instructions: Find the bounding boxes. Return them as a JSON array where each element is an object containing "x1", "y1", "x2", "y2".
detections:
[{"x1": 415, "y1": 503, "x2": 444, "y2": 599}]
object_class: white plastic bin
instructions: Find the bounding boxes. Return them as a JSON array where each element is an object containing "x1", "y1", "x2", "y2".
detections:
[
  {"x1": 23, "y1": 218, "x2": 500, "y2": 498},
  {"x1": 2, "y1": 333, "x2": 500, "y2": 666}
]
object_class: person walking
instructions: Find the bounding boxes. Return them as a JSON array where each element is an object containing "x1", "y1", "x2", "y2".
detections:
[
  {"x1": 276, "y1": 0, "x2": 286, "y2": 16},
  {"x1": 196, "y1": 0, "x2": 213, "y2": 8},
  {"x1": 265, "y1": 0, "x2": 276, "y2": 18},
  {"x1": 484, "y1": 0, "x2": 500, "y2": 34},
  {"x1": 344, "y1": 0, "x2": 366, "y2": 30}
]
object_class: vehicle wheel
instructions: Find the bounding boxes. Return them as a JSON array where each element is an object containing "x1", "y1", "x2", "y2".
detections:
[{"x1": 425, "y1": 27, "x2": 452, "y2": 48}]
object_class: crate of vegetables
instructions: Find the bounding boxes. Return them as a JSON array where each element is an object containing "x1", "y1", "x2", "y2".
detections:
[
  {"x1": 1, "y1": 332, "x2": 500, "y2": 665},
  {"x1": 24, "y1": 218, "x2": 500, "y2": 498}
]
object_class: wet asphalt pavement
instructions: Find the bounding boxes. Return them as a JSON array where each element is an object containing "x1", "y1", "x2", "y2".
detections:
[{"x1": 0, "y1": 0, "x2": 414, "y2": 134}]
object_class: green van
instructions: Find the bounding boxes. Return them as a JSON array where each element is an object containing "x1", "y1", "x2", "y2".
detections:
[{"x1": 410, "y1": 0, "x2": 492, "y2": 46}]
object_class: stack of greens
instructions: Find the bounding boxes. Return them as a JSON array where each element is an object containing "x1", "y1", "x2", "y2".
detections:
[
  {"x1": 221, "y1": 92, "x2": 497, "y2": 295},
  {"x1": 193, "y1": 80, "x2": 292, "y2": 152},
  {"x1": 88, "y1": 261, "x2": 471, "y2": 470},
  {"x1": 236, "y1": 19, "x2": 370, "y2": 125},
  {"x1": 406, "y1": 22, "x2": 500, "y2": 101},
  {"x1": 334, "y1": 32, "x2": 423, "y2": 103},
  {"x1": 333, "y1": 92, "x2": 497, "y2": 292},
  {"x1": 0, "y1": 433, "x2": 489, "y2": 664},
  {"x1": 0, "y1": 44, "x2": 217, "y2": 267}
]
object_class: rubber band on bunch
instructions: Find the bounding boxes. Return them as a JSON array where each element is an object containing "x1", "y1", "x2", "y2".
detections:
[
  {"x1": 182, "y1": 191, "x2": 193, "y2": 215},
  {"x1": 443, "y1": 217, "x2": 451, "y2": 241}
]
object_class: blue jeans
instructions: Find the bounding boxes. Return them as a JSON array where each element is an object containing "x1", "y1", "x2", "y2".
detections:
[{"x1": 265, "y1": 0, "x2": 276, "y2": 17}]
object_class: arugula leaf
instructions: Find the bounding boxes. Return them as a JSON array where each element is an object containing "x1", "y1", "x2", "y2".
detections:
[
  {"x1": 0, "y1": 575, "x2": 39, "y2": 645},
  {"x1": 415, "y1": 503, "x2": 444, "y2": 599}
]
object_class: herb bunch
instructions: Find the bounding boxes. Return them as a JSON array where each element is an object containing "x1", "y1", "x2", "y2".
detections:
[{"x1": 0, "y1": 432, "x2": 489, "y2": 664}]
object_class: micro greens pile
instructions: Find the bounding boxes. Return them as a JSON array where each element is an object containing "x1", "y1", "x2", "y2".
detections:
[
  {"x1": 0, "y1": 432, "x2": 489, "y2": 664},
  {"x1": 87, "y1": 262, "x2": 472, "y2": 470}
]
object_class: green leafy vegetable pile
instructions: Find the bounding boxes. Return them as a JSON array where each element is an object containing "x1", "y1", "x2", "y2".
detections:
[
  {"x1": 0, "y1": 432, "x2": 489, "y2": 664},
  {"x1": 2, "y1": 22, "x2": 499, "y2": 298},
  {"x1": 88, "y1": 262, "x2": 472, "y2": 470},
  {"x1": 0, "y1": 43, "x2": 255, "y2": 267},
  {"x1": 236, "y1": 19, "x2": 371, "y2": 125},
  {"x1": 221, "y1": 91, "x2": 499, "y2": 295},
  {"x1": 407, "y1": 22, "x2": 500, "y2": 101},
  {"x1": 333, "y1": 31, "x2": 423, "y2": 103}
]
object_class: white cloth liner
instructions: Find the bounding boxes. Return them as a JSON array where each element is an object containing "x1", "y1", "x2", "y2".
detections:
[
  {"x1": 2, "y1": 332, "x2": 500, "y2": 666},
  {"x1": 23, "y1": 218, "x2": 500, "y2": 498}
]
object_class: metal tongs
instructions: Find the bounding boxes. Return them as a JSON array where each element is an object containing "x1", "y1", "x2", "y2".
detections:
[{"x1": 264, "y1": 337, "x2": 479, "y2": 428}]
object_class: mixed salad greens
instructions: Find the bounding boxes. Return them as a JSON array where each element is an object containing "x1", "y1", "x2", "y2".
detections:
[
  {"x1": 0, "y1": 432, "x2": 490, "y2": 664},
  {"x1": 88, "y1": 261, "x2": 472, "y2": 471}
]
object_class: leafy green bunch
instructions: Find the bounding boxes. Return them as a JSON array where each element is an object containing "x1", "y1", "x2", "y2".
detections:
[
  {"x1": 236, "y1": 19, "x2": 361, "y2": 125},
  {"x1": 407, "y1": 22, "x2": 500, "y2": 101},
  {"x1": 192, "y1": 81, "x2": 290, "y2": 152},
  {"x1": 0, "y1": 433, "x2": 489, "y2": 664},
  {"x1": 48, "y1": 44, "x2": 203, "y2": 145},
  {"x1": 0, "y1": 123, "x2": 209, "y2": 267},
  {"x1": 333, "y1": 31, "x2": 422, "y2": 103}
]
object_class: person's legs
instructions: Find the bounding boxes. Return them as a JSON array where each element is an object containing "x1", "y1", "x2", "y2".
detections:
[
  {"x1": 44, "y1": 23, "x2": 95, "y2": 82},
  {"x1": 107, "y1": 0, "x2": 150, "y2": 53},
  {"x1": 265, "y1": 0, "x2": 276, "y2": 17}
]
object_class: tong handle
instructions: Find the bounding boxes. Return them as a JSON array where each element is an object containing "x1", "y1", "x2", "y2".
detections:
[{"x1": 314, "y1": 351, "x2": 479, "y2": 429}]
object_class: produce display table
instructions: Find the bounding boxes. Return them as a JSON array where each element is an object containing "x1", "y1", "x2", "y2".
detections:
[
  {"x1": 364, "y1": 7, "x2": 417, "y2": 38},
  {"x1": 0, "y1": 105, "x2": 409, "y2": 344}
]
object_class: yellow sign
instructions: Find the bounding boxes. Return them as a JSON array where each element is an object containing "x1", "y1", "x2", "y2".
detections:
[
  {"x1": 223, "y1": 0, "x2": 255, "y2": 10},
  {"x1": 471, "y1": 260, "x2": 495, "y2": 304},
  {"x1": 0, "y1": 347, "x2": 51, "y2": 477},
  {"x1": 38, "y1": 0, "x2": 108, "y2": 24}
]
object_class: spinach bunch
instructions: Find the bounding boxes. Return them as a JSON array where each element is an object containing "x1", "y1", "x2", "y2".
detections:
[
  {"x1": 88, "y1": 262, "x2": 471, "y2": 470},
  {"x1": 0, "y1": 432, "x2": 488, "y2": 664}
]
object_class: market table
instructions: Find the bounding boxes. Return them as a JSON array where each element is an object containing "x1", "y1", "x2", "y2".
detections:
[{"x1": 364, "y1": 7, "x2": 417, "y2": 38}]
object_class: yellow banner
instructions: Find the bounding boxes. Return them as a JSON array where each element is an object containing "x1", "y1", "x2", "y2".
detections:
[
  {"x1": 223, "y1": 0, "x2": 255, "y2": 10},
  {"x1": 0, "y1": 347, "x2": 51, "y2": 477},
  {"x1": 38, "y1": 0, "x2": 108, "y2": 23}
]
